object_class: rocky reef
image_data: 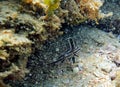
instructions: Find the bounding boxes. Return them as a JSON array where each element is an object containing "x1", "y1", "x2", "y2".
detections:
[{"x1": 0, "y1": 0, "x2": 113, "y2": 87}]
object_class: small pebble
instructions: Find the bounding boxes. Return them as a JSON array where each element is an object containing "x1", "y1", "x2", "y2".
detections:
[
  {"x1": 62, "y1": 79, "x2": 70, "y2": 84},
  {"x1": 77, "y1": 63, "x2": 83, "y2": 71},
  {"x1": 73, "y1": 67, "x2": 79, "y2": 73},
  {"x1": 29, "y1": 73, "x2": 32, "y2": 76},
  {"x1": 56, "y1": 48, "x2": 59, "y2": 52}
]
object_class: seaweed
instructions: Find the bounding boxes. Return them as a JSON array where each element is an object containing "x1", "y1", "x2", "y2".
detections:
[{"x1": 44, "y1": 0, "x2": 61, "y2": 17}]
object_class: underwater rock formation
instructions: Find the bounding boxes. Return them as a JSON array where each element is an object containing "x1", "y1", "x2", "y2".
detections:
[
  {"x1": 0, "y1": 0, "x2": 112, "y2": 86},
  {"x1": 0, "y1": 30, "x2": 32, "y2": 87}
]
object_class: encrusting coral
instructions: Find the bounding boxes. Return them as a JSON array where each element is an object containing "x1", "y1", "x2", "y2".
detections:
[
  {"x1": 61, "y1": 0, "x2": 112, "y2": 24},
  {"x1": 21, "y1": 0, "x2": 112, "y2": 25},
  {"x1": 79, "y1": 0, "x2": 113, "y2": 23},
  {"x1": 0, "y1": 30, "x2": 32, "y2": 87},
  {"x1": 79, "y1": 0, "x2": 103, "y2": 23}
]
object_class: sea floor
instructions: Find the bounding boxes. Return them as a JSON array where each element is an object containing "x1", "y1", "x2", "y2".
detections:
[{"x1": 12, "y1": 27, "x2": 120, "y2": 87}]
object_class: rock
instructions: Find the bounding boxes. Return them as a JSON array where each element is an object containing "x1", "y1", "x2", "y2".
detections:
[{"x1": 73, "y1": 67, "x2": 79, "y2": 73}]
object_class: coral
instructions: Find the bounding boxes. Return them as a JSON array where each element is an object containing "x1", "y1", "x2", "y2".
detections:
[
  {"x1": 80, "y1": 0, "x2": 113, "y2": 24},
  {"x1": 41, "y1": 15, "x2": 62, "y2": 39},
  {"x1": 79, "y1": 0, "x2": 103, "y2": 22},
  {"x1": 22, "y1": 0, "x2": 61, "y2": 17},
  {"x1": 21, "y1": 0, "x2": 62, "y2": 40},
  {"x1": 0, "y1": 29, "x2": 32, "y2": 87},
  {"x1": 60, "y1": 0, "x2": 112, "y2": 24},
  {"x1": 22, "y1": 0, "x2": 112, "y2": 25},
  {"x1": 60, "y1": 0, "x2": 86, "y2": 25}
]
